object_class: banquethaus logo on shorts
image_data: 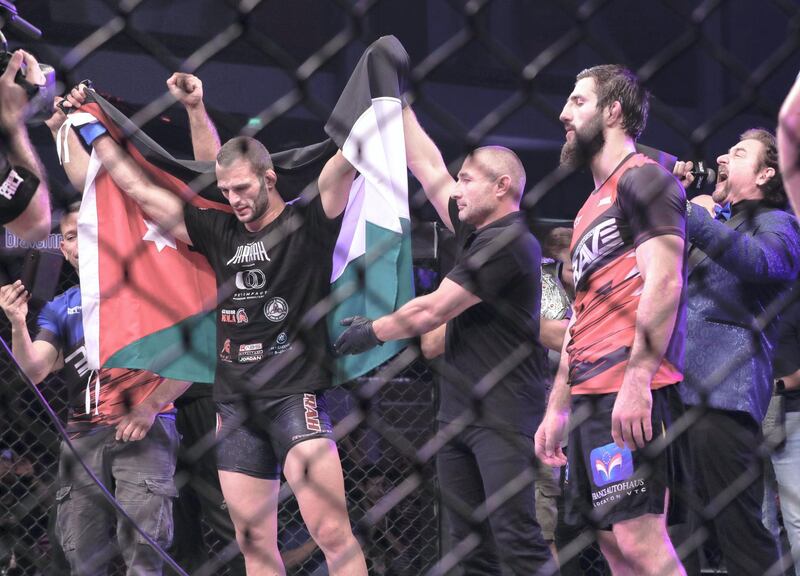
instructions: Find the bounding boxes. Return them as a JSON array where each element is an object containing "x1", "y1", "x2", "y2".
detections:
[{"x1": 590, "y1": 442, "x2": 634, "y2": 487}]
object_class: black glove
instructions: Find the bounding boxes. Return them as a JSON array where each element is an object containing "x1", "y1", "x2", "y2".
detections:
[{"x1": 334, "y1": 316, "x2": 383, "y2": 355}]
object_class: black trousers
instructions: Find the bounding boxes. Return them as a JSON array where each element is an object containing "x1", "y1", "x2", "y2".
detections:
[
  {"x1": 171, "y1": 390, "x2": 246, "y2": 575},
  {"x1": 686, "y1": 408, "x2": 779, "y2": 576},
  {"x1": 436, "y1": 424, "x2": 557, "y2": 575}
]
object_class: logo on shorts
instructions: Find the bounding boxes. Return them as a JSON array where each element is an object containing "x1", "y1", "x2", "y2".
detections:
[
  {"x1": 590, "y1": 442, "x2": 633, "y2": 487},
  {"x1": 303, "y1": 393, "x2": 322, "y2": 432},
  {"x1": 264, "y1": 297, "x2": 288, "y2": 322}
]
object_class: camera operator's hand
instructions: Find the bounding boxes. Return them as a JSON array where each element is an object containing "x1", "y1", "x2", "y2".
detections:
[
  {"x1": 0, "y1": 281, "x2": 30, "y2": 327},
  {"x1": 673, "y1": 160, "x2": 696, "y2": 189},
  {"x1": 0, "y1": 50, "x2": 42, "y2": 129},
  {"x1": 167, "y1": 73, "x2": 204, "y2": 109}
]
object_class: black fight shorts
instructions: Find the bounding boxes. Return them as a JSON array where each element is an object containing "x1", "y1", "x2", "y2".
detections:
[
  {"x1": 564, "y1": 384, "x2": 689, "y2": 529},
  {"x1": 215, "y1": 392, "x2": 335, "y2": 480}
]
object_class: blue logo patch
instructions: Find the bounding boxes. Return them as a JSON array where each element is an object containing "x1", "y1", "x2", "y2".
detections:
[{"x1": 589, "y1": 442, "x2": 634, "y2": 487}]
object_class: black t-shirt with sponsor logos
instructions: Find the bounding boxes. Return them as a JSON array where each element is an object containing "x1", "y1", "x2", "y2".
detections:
[
  {"x1": 440, "y1": 199, "x2": 549, "y2": 436},
  {"x1": 184, "y1": 191, "x2": 343, "y2": 401}
]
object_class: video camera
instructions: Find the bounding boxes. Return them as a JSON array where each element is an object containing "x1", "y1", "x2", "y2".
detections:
[{"x1": 0, "y1": 0, "x2": 57, "y2": 123}]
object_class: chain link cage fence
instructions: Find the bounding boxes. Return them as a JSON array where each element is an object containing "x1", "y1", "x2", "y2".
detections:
[{"x1": 1, "y1": 0, "x2": 800, "y2": 575}]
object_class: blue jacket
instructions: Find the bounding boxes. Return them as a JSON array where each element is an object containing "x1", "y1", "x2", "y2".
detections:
[{"x1": 680, "y1": 204, "x2": 800, "y2": 423}]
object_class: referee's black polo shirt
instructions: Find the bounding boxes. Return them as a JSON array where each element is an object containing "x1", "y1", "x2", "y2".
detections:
[{"x1": 439, "y1": 199, "x2": 548, "y2": 436}]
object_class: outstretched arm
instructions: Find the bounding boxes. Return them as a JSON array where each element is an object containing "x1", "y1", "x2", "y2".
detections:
[
  {"x1": 92, "y1": 134, "x2": 191, "y2": 245},
  {"x1": 688, "y1": 206, "x2": 800, "y2": 282},
  {"x1": 64, "y1": 85, "x2": 193, "y2": 244},
  {"x1": 403, "y1": 106, "x2": 455, "y2": 231},
  {"x1": 335, "y1": 279, "x2": 479, "y2": 355},
  {"x1": 0, "y1": 50, "x2": 51, "y2": 241},
  {"x1": 373, "y1": 278, "x2": 479, "y2": 342},
  {"x1": 167, "y1": 73, "x2": 220, "y2": 162}
]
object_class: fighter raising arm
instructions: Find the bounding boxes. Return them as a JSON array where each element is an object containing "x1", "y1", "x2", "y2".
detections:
[
  {"x1": 60, "y1": 75, "x2": 222, "y2": 243},
  {"x1": 166, "y1": 72, "x2": 220, "y2": 161},
  {"x1": 779, "y1": 73, "x2": 800, "y2": 218},
  {"x1": 67, "y1": 82, "x2": 355, "y2": 243}
]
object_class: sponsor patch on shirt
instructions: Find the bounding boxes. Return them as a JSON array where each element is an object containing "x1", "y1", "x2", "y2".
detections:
[
  {"x1": 238, "y1": 342, "x2": 263, "y2": 363},
  {"x1": 221, "y1": 307, "x2": 249, "y2": 325},
  {"x1": 264, "y1": 297, "x2": 289, "y2": 322},
  {"x1": 226, "y1": 241, "x2": 270, "y2": 266},
  {"x1": 219, "y1": 338, "x2": 232, "y2": 363},
  {"x1": 235, "y1": 269, "x2": 266, "y2": 290},
  {"x1": 267, "y1": 332, "x2": 291, "y2": 356}
]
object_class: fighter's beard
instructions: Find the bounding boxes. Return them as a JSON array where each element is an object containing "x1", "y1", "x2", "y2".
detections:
[{"x1": 560, "y1": 117, "x2": 605, "y2": 170}]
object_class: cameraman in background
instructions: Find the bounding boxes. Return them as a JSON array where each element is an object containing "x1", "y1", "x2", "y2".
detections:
[{"x1": 0, "y1": 49, "x2": 50, "y2": 241}]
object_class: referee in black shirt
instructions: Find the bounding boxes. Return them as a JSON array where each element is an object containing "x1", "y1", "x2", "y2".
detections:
[{"x1": 336, "y1": 106, "x2": 555, "y2": 575}]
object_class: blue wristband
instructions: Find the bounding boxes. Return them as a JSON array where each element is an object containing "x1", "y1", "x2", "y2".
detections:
[{"x1": 78, "y1": 122, "x2": 107, "y2": 146}]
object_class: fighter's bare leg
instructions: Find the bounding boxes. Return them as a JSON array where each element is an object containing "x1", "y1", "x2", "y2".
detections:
[
  {"x1": 218, "y1": 470, "x2": 284, "y2": 576},
  {"x1": 283, "y1": 438, "x2": 367, "y2": 576},
  {"x1": 598, "y1": 514, "x2": 686, "y2": 576}
]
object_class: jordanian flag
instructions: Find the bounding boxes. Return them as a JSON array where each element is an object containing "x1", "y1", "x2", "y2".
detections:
[
  {"x1": 76, "y1": 35, "x2": 413, "y2": 384},
  {"x1": 75, "y1": 111, "x2": 222, "y2": 383},
  {"x1": 324, "y1": 35, "x2": 414, "y2": 384}
]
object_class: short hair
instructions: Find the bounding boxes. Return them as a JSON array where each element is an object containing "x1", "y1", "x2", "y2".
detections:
[
  {"x1": 64, "y1": 200, "x2": 81, "y2": 216},
  {"x1": 576, "y1": 65, "x2": 649, "y2": 141},
  {"x1": 471, "y1": 146, "x2": 527, "y2": 202},
  {"x1": 59, "y1": 201, "x2": 81, "y2": 233},
  {"x1": 217, "y1": 136, "x2": 273, "y2": 175},
  {"x1": 739, "y1": 128, "x2": 785, "y2": 208},
  {"x1": 542, "y1": 226, "x2": 573, "y2": 261}
]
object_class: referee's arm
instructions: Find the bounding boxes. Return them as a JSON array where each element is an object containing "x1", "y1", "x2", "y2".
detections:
[{"x1": 372, "y1": 278, "x2": 479, "y2": 342}]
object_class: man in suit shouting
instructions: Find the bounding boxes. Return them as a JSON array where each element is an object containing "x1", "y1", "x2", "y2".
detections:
[{"x1": 675, "y1": 128, "x2": 800, "y2": 575}]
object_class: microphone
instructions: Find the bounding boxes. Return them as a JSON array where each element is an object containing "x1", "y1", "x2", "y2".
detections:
[
  {"x1": 635, "y1": 143, "x2": 716, "y2": 189},
  {"x1": 687, "y1": 160, "x2": 716, "y2": 189}
]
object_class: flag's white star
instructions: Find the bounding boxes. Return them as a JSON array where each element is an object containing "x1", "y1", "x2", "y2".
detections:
[{"x1": 142, "y1": 219, "x2": 177, "y2": 252}]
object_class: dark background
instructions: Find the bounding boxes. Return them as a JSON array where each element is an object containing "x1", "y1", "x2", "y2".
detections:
[
  {"x1": 7, "y1": 0, "x2": 800, "y2": 228},
  {"x1": 1, "y1": 1, "x2": 799, "y2": 574}
]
